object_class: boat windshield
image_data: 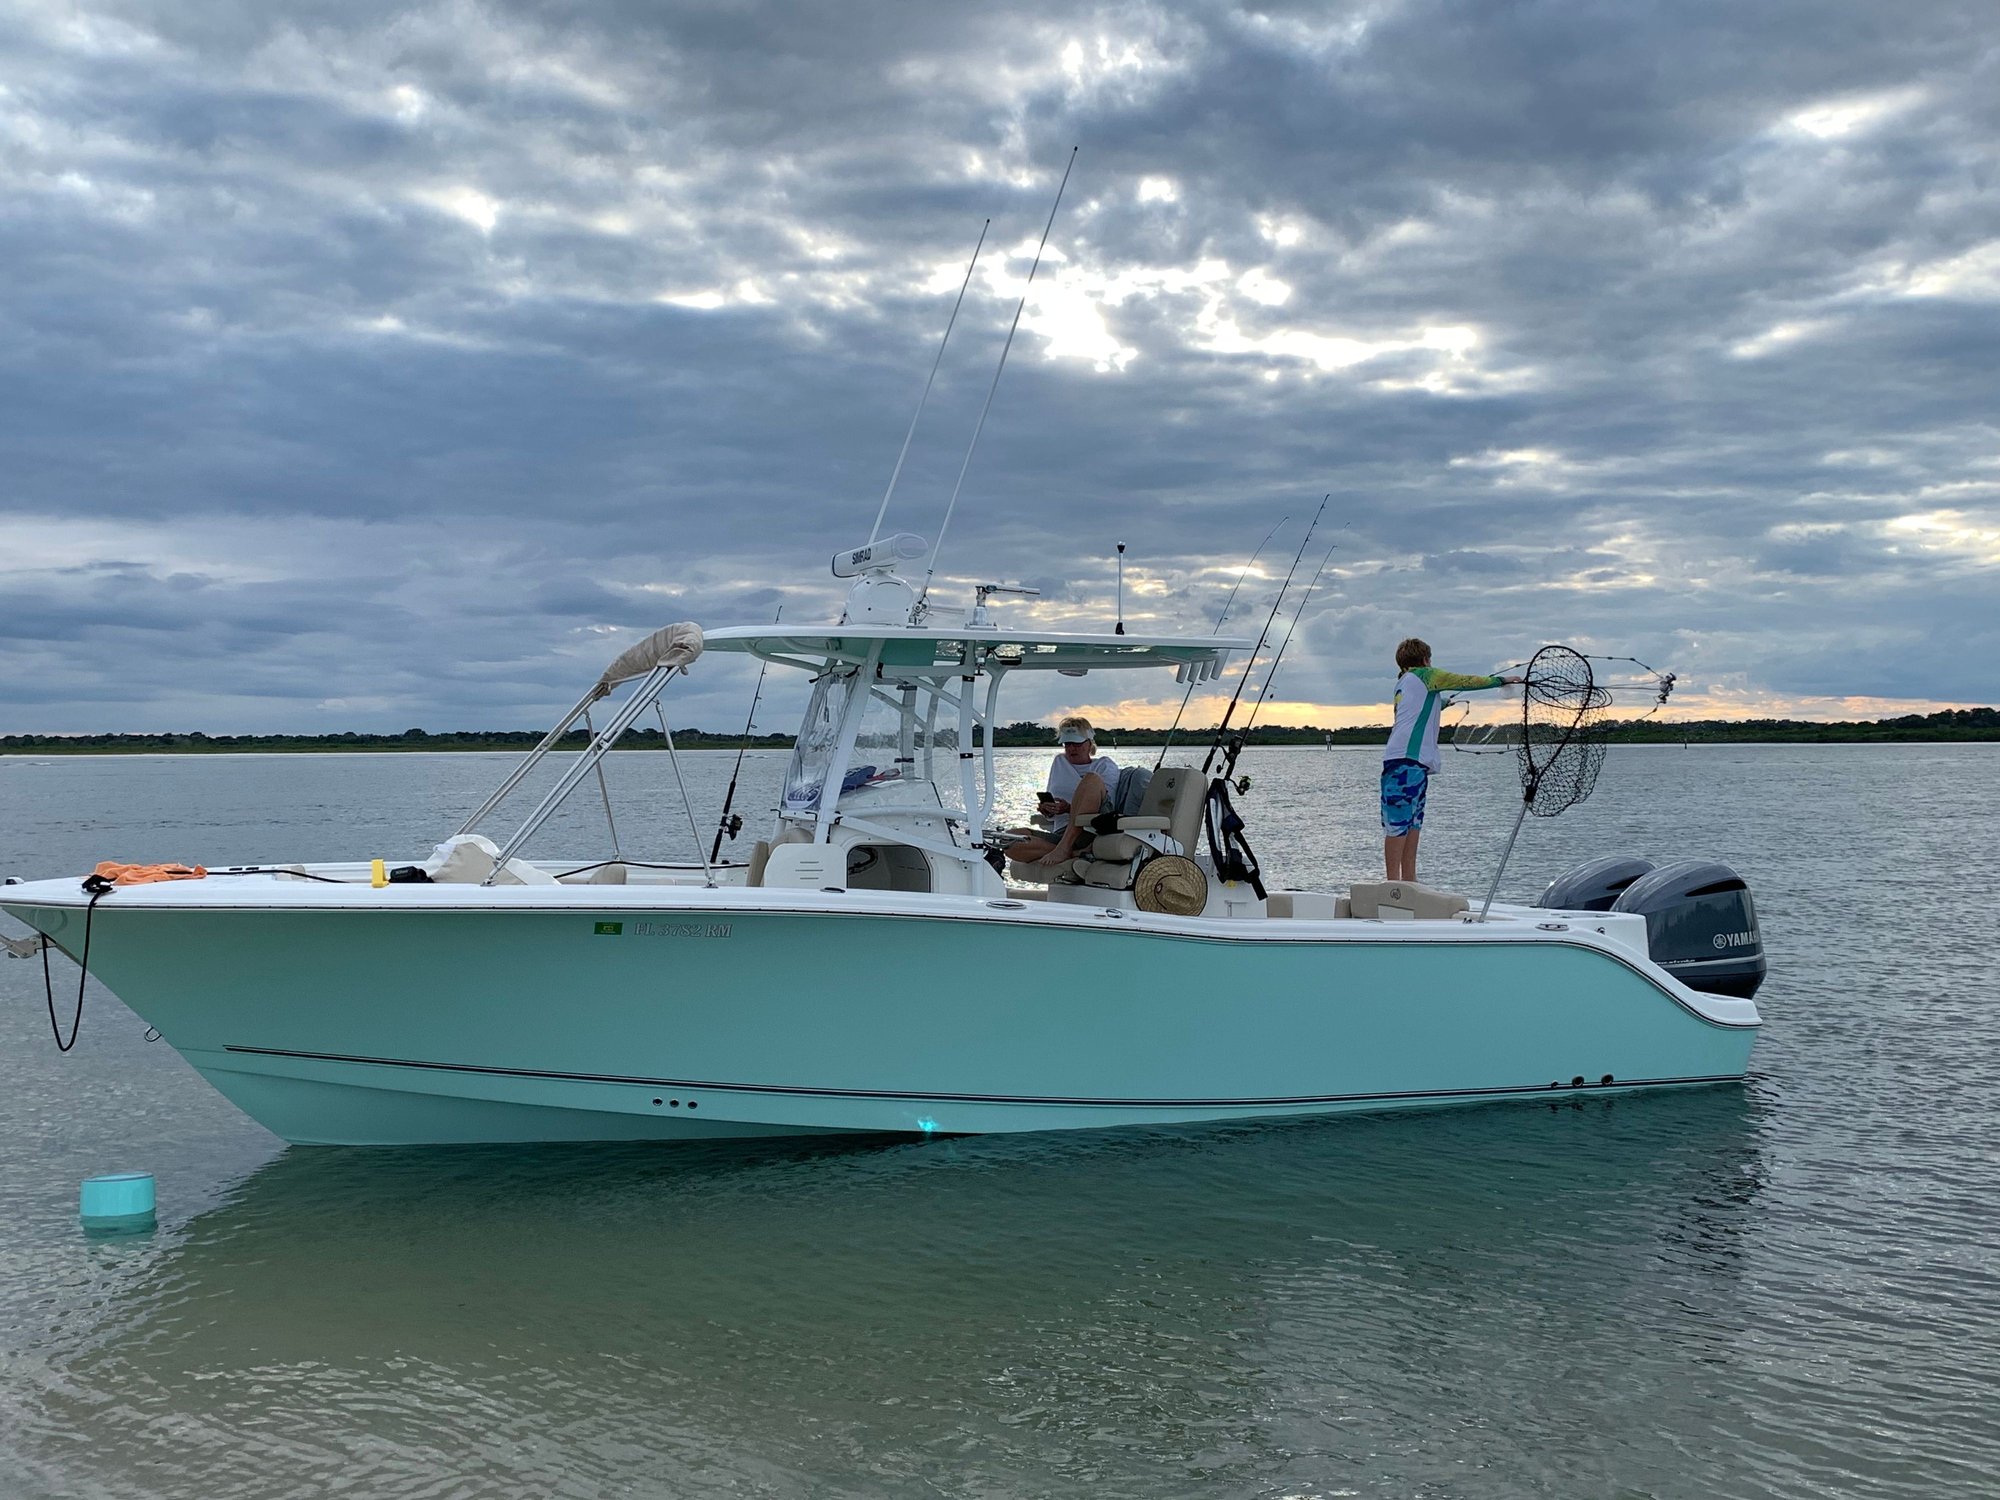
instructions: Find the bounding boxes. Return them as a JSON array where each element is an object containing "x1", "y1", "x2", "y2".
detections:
[
  {"x1": 784, "y1": 670, "x2": 943, "y2": 814},
  {"x1": 783, "y1": 670, "x2": 854, "y2": 814}
]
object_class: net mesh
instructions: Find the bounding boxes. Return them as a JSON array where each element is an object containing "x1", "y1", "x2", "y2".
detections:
[{"x1": 1518, "y1": 644, "x2": 1609, "y2": 817}]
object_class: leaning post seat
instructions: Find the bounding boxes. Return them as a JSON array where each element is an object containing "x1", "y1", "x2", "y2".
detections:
[
  {"x1": 1009, "y1": 764, "x2": 1154, "y2": 887},
  {"x1": 1067, "y1": 766, "x2": 1204, "y2": 892}
]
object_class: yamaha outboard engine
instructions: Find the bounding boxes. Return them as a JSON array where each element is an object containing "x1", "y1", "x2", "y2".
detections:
[
  {"x1": 1537, "y1": 855, "x2": 1657, "y2": 912},
  {"x1": 1610, "y1": 859, "x2": 1766, "y2": 999}
]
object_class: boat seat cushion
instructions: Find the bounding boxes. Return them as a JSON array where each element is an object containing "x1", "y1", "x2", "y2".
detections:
[
  {"x1": 1143, "y1": 767, "x2": 1205, "y2": 858},
  {"x1": 1089, "y1": 831, "x2": 1152, "y2": 863},
  {"x1": 1347, "y1": 881, "x2": 1469, "y2": 920}
]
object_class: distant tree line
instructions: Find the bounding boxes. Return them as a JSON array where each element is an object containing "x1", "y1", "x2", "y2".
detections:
[
  {"x1": 4, "y1": 706, "x2": 1996, "y2": 754},
  {"x1": 1588, "y1": 705, "x2": 2000, "y2": 744}
]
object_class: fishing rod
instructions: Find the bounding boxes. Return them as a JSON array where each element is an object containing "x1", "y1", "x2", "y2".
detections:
[
  {"x1": 1153, "y1": 514, "x2": 1288, "y2": 771},
  {"x1": 1236, "y1": 520, "x2": 1351, "y2": 739},
  {"x1": 1224, "y1": 532, "x2": 1344, "y2": 779},
  {"x1": 709, "y1": 606, "x2": 781, "y2": 863},
  {"x1": 919, "y1": 146, "x2": 1079, "y2": 609},
  {"x1": 1201, "y1": 495, "x2": 1329, "y2": 775},
  {"x1": 868, "y1": 219, "x2": 990, "y2": 545}
]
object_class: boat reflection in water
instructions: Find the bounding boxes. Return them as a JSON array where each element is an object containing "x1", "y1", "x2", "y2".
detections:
[{"x1": 21, "y1": 1091, "x2": 1770, "y2": 1495}]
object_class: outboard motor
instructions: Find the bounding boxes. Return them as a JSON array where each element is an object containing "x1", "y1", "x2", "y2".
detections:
[
  {"x1": 1537, "y1": 855, "x2": 1657, "y2": 912},
  {"x1": 1610, "y1": 859, "x2": 1766, "y2": 999}
]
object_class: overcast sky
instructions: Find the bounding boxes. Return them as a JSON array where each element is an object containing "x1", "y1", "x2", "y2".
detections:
[{"x1": 3, "y1": 0, "x2": 1996, "y2": 734}]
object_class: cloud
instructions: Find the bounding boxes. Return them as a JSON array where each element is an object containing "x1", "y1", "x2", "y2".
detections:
[{"x1": 0, "y1": 0, "x2": 1994, "y2": 733}]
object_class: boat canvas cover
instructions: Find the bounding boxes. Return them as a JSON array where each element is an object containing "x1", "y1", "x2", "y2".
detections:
[{"x1": 596, "y1": 622, "x2": 703, "y2": 694}]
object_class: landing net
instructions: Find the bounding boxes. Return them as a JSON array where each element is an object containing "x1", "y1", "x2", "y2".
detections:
[
  {"x1": 1518, "y1": 644, "x2": 1609, "y2": 818},
  {"x1": 1474, "y1": 643, "x2": 1635, "y2": 920}
]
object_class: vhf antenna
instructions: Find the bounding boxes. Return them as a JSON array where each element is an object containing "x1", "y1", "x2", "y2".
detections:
[
  {"x1": 919, "y1": 146, "x2": 1079, "y2": 609},
  {"x1": 1115, "y1": 542, "x2": 1126, "y2": 635},
  {"x1": 868, "y1": 219, "x2": 990, "y2": 544}
]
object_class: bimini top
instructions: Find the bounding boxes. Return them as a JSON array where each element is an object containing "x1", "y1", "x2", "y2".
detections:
[{"x1": 703, "y1": 624, "x2": 1250, "y2": 679}]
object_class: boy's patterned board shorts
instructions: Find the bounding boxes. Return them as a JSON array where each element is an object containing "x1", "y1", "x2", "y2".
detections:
[{"x1": 1380, "y1": 757, "x2": 1430, "y2": 836}]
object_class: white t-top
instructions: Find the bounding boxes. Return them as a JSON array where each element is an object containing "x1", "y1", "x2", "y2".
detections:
[{"x1": 1045, "y1": 753, "x2": 1120, "y2": 832}]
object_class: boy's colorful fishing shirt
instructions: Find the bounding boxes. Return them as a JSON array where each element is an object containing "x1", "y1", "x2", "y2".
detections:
[{"x1": 1384, "y1": 667, "x2": 1508, "y2": 771}]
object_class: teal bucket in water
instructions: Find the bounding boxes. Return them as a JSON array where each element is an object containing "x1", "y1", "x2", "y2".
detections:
[{"x1": 80, "y1": 1172, "x2": 156, "y2": 1233}]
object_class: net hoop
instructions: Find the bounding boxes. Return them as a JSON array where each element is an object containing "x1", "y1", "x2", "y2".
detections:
[{"x1": 1517, "y1": 644, "x2": 1608, "y2": 816}]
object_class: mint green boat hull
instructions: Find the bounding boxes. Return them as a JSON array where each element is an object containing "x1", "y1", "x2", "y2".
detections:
[{"x1": 8, "y1": 899, "x2": 1758, "y2": 1146}]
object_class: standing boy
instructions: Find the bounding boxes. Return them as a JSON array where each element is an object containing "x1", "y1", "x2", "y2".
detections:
[{"x1": 1381, "y1": 639, "x2": 1520, "y2": 883}]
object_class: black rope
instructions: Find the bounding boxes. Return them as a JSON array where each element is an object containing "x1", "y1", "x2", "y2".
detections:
[
  {"x1": 211, "y1": 866, "x2": 352, "y2": 883},
  {"x1": 44, "y1": 875, "x2": 112, "y2": 1053},
  {"x1": 548, "y1": 857, "x2": 753, "y2": 880}
]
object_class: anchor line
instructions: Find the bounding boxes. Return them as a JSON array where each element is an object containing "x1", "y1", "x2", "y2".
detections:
[{"x1": 42, "y1": 875, "x2": 112, "y2": 1052}]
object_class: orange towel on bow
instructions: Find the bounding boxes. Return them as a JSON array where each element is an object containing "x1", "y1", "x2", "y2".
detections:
[{"x1": 93, "y1": 861, "x2": 208, "y2": 885}]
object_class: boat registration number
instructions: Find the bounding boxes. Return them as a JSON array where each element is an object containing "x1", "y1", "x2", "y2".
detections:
[{"x1": 594, "y1": 920, "x2": 733, "y2": 938}]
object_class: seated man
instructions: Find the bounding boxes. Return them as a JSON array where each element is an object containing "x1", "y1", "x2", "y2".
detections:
[{"x1": 1007, "y1": 716, "x2": 1119, "y2": 869}]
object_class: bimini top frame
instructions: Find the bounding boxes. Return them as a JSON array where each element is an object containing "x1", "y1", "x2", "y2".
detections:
[{"x1": 456, "y1": 623, "x2": 711, "y2": 884}]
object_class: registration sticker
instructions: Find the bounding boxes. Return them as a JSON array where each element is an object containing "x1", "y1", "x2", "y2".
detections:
[{"x1": 594, "y1": 921, "x2": 623, "y2": 936}]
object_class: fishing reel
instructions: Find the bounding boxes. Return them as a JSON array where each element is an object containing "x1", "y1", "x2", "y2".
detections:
[{"x1": 717, "y1": 813, "x2": 744, "y2": 842}]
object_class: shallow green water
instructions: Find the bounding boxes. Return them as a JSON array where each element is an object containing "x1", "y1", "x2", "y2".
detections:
[{"x1": 3, "y1": 746, "x2": 1996, "y2": 1497}]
